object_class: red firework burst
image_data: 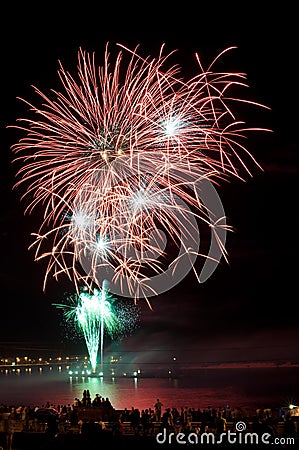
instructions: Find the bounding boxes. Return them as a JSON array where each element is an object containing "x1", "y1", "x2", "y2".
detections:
[{"x1": 9, "y1": 43, "x2": 270, "y2": 303}]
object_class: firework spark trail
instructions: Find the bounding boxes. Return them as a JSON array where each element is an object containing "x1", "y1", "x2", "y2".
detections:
[
  {"x1": 54, "y1": 285, "x2": 136, "y2": 372},
  {"x1": 10, "y1": 43, "x2": 270, "y2": 303}
]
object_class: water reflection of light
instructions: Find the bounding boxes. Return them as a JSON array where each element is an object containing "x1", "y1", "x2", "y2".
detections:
[{"x1": 1, "y1": 366, "x2": 294, "y2": 415}]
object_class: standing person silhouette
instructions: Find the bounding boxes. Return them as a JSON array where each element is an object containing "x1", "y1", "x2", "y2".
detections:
[
  {"x1": 82, "y1": 390, "x2": 87, "y2": 407},
  {"x1": 154, "y1": 398, "x2": 163, "y2": 422},
  {"x1": 86, "y1": 390, "x2": 91, "y2": 407}
]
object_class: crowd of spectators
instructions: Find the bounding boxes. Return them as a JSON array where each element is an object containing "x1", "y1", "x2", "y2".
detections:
[{"x1": 0, "y1": 393, "x2": 298, "y2": 443}]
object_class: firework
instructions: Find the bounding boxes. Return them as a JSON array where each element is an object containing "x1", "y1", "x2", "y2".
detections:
[
  {"x1": 54, "y1": 282, "x2": 139, "y2": 372},
  {"x1": 10, "y1": 43, "x2": 270, "y2": 303}
]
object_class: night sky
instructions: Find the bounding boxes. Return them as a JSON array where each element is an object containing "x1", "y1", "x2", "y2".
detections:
[{"x1": 0, "y1": 5, "x2": 298, "y2": 364}]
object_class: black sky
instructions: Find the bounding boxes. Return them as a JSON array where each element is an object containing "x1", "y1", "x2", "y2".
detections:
[{"x1": 0, "y1": 4, "x2": 298, "y2": 362}]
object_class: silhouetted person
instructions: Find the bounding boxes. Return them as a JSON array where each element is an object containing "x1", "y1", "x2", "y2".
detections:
[
  {"x1": 92, "y1": 393, "x2": 102, "y2": 407},
  {"x1": 161, "y1": 408, "x2": 173, "y2": 433},
  {"x1": 69, "y1": 408, "x2": 78, "y2": 426},
  {"x1": 141, "y1": 408, "x2": 151, "y2": 435},
  {"x1": 283, "y1": 414, "x2": 296, "y2": 438},
  {"x1": 46, "y1": 414, "x2": 58, "y2": 436},
  {"x1": 120, "y1": 407, "x2": 130, "y2": 422},
  {"x1": 82, "y1": 390, "x2": 87, "y2": 407},
  {"x1": 86, "y1": 390, "x2": 91, "y2": 407},
  {"x1": 154, "y1": 398, "x2": 163, "y2": 421},
  {"x1": 130, "y1": 408, "x2": 141, "y2": 435},
  {"x1": 215, "y1": 412, "x2": 227, "y2": 437}
]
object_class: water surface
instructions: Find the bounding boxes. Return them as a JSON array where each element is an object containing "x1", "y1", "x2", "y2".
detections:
[{"x1": 0, "y1": 365, "x2": 298, "y2": 414}]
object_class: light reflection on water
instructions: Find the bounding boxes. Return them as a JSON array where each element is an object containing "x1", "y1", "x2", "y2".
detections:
[{"x1": 1, "y1": 366, "x2": 298, "y2": 413}]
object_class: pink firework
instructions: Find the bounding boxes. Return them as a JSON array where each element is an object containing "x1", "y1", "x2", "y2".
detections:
[{"x1": 9, "y1": 43, "x2": 270, "y2": 304}]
